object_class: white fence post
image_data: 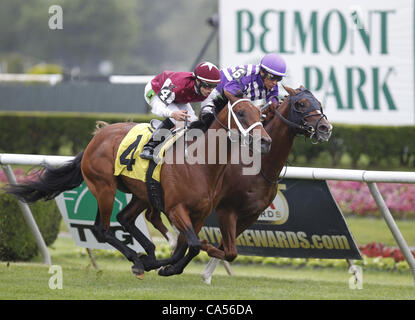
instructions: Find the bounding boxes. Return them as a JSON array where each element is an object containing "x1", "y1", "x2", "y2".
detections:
[{"x1": 367, "y1": 182, "x2": 415, "y2": 283}]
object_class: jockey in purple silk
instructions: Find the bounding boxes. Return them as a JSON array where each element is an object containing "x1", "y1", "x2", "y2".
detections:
[{"x1": 200, "y1": 53, "x2": 287, "y2": 121}]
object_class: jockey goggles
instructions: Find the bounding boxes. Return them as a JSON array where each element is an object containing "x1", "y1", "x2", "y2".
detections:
[
  {"x1": 199, "y1": 80, "x2": 218, "y2": 89},
  {"x1": 264, "y1": 72, "x2": 283, "y2": 82}
]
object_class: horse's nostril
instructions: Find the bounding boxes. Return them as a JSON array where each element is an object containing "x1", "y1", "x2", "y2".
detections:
[
  {"x1": 318, "y1": 124, "x2": 330, "y2": 133},
  {"x1": 261, "y1": 137, "x2": 271, "y2": 145}
]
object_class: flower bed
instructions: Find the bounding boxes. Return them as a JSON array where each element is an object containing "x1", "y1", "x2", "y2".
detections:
[
  {"x1": 0, "y1": 168, "x2": 27, "y2": 184},
  {"x1": 358, "y1": 242, "x2": 415, "y2": 262},
  {"x1": 0, "y1": 168, "x2": 40, "y2": 187},
  {"x1": 327, "y1": 181, "x2": 415, "y2": 219}
]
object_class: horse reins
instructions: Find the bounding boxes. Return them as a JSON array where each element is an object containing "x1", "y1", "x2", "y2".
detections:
[
  {"x1": 260, "y1": 97, "x2": 311, "y2": 133},
  {"x1": 259, "y1": 162, "x2": 288, "y2": 185}
]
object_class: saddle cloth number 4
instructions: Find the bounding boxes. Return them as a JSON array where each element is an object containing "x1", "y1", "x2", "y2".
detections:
[{"x1": 120, "y1": 135, "x2": 143, "y2": 171}]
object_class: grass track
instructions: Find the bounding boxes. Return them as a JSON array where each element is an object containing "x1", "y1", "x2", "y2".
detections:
[
  {"x1": 345, "y1": 217, "x2": 415, "y2": 246},
  {"x1": 1, "y1": 237, "x2": 414, "y2": 300}
]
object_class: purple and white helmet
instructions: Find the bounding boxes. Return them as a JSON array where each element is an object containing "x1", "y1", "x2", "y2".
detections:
[{"x1": 260, "y1": 53, "x2": 287, "y2": 77}]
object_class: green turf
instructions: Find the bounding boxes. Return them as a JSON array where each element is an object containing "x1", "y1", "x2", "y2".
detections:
[
  {"x1": 344, "y1": 216, "x2": 415, "y2": 247},
  {"x1": 0, "y1": 236, "x2": 414, "y2": 300}
]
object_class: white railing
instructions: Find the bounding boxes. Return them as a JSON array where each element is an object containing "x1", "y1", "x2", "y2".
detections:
[
  {"x1": 0, "y1": 73, "x2": 153, "y2": 85},
  {"x1": 0, "y1": 73, "x2": 63, "y2": 85},
  {"x1": 1, "y1": 153, "x2": 414, "y2": 284},
  {"x1": 202, "y1": 166, "x2": 415, "y2": 285}
]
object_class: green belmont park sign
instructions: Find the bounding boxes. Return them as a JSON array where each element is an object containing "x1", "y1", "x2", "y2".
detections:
[{"x1": 219, "y1": 0, "x2": 414, "y2": 125}]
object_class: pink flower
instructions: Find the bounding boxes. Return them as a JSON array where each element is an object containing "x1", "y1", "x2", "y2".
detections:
[{"x1": 328, "y1": 181, "x2": 415, "y2": 218}]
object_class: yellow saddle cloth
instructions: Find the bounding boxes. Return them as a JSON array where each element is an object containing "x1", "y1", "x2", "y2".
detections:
[{"x1": 114, "y1": 123, "x2": 184, "y2": 182}]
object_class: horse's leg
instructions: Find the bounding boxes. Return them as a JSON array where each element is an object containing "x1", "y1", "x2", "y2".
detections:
[
  {"x1": 225, "y1": 213, "x2": 260, "y2": 259},
  {"x1": 117, "y1": 197, "x2": 187, "y2": 270},
  {"x1": 116, "y1": 196, "x2": 162, "y2": 271},
  {"x1": 201, "y1": 240, "x2": 225, "y2": 259},
  {"x1": 202, "y1": 211, "x2": 255, "y2": 284},
  {"x1": 158, "y1": 204, "x2": 201, "y2": 276},
  {"x1": 145, "y1": 207, "x2": 177, "y2": 249},
  {"x1": 206, "y1": 210, "x2": 257, "y2": 262},
  {"x1": 92, "y1": 203, "x2": 145, "y2": 279},
  {"x1": 201, "y1": 257, "x2": 220, "y2": 285},
  {"x1": 217, "y1": 208, "x2": 239, "y2": 262},
  {"x1": 118, "y1": 176, "x2": 184, "y2": 269},
  {"x1": 158, "y1": 234, "x2": 188, "y2": 266},
  {"x1": 199, "y1": 208, "x2": 238, "y2": 261},
  {"x1": 84, "y1": 172, "x2": 146, "y2": 279}
]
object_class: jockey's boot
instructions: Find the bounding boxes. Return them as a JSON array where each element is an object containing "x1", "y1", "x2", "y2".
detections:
[{"x1": 140, "y1": 118, "x2": 175, "y2": 160}]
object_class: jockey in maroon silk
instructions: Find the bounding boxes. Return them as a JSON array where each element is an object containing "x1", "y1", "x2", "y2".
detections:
[{"x1": 140, "y1": 62, "x2": 220, "y2": 160}]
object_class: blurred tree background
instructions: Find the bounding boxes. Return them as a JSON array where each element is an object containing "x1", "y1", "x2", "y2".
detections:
[{"x1": 0, "y1": 0, "x2": 218, "y2": 75}]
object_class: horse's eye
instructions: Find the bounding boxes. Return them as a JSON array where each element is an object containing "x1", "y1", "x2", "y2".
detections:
[
  {"x1": 237, "y1": 110, "x2": 245, "y2": 117},
  {"x1": 296, "y1": 102, "x2": 306, "y2": 111}
]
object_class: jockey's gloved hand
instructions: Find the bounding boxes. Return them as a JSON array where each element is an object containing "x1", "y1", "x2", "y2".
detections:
[{"x1": 200, "y1": 106, "x2": 214, "y2": 125}]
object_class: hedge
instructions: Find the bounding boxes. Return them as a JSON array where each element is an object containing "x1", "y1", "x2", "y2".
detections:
[
  {"x1": 0, "y1": 112, "x2": 415, "y2": 170},
  {"x1": 0, "y1": 192, "x2": 61, "y2": 261},
  {"x1": 0, "y1": 111, "x2": 160, "y2": 155},
  {"x1": 289, "y1": 124, "x2": 415, "y2": 169}
]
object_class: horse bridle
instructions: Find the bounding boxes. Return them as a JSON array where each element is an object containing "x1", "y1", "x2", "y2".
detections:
[
  {"x1": 213, "y1": 98, "x2": 263, "y2": 143},
  {"x1": 259, "y1": 89, "x2": 328, "y2": 184},
  {"x1": 271, "y1": 89, "x2": 328, "y2": 143}
]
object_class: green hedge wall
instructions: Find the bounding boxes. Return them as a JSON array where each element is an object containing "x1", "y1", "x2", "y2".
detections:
[
  {"x1": 291, "y1": 124, "x2": 415, "y2": 169},
  {"x1": 1, "y1": 112, "x2": 414, "y2": 170},
  {"x1": 0, "y1": 112, "x2": 160, "y2": 155},
  {"x1": 0, "y1": 192, "x2": 61, "y2": 261}
]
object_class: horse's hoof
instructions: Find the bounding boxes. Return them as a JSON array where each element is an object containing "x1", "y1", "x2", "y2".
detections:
[
  {"x1": 135, "y1": 273, "x2": 145, "y2": 280},
  {"x1": 202, "y1": 274, "x2": 212, "y2": 285},
  {"x1": 131, "y1": 265, "x2": 145, "y2": 279},
  {"x1": 138, "y1": 253, "x2": 156, "y2": 271},
  {"x1": 158, "y1": 265, "x2": 175, "y2": 277}
]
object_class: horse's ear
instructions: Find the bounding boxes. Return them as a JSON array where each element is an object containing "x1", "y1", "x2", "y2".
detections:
[{"x1": 282, "y1": 85, "x2": 296, "y2": 96}]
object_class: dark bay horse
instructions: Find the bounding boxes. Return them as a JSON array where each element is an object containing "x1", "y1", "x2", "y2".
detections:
[
  {"x1": 200, "y1": 85, "x2": 333, "y2": 282},
  {"x1": 5, "y1": 95, "x2": 271, "y2": 279}
]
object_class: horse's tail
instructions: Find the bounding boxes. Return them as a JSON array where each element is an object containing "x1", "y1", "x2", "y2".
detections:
[{"x1": 5, "y1": 152, "x2": 85, "y2": 203}]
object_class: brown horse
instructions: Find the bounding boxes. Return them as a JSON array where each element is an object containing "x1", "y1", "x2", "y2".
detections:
[
  {"x1": 143, "y1": 86, "x2": 333, "y2": 277},
  {"x1": 198, "y1": 85, "x2": 333, "y2": 281},
  {"x1": 5, "y1": 95, "x2": 271, "y2": 279}
]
